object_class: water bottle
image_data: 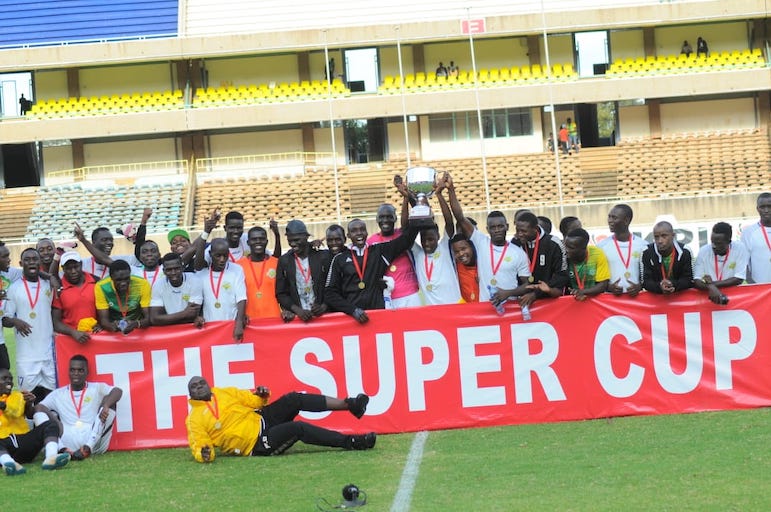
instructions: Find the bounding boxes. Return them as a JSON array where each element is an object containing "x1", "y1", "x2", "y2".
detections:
[
  {"x1": 486, "y1": 285, "x2": 506, "y2": 316},
  {"x1": 383, "y1": 289, "x2": 394, "y2": 310},
  {"x1": 521, "y1": 304, "x2": 532, "y2": 321}
]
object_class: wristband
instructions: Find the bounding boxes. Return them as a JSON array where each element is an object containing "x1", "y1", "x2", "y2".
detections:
[{"x1": 200, "y1": 232, "x2": 210, "y2": 241}]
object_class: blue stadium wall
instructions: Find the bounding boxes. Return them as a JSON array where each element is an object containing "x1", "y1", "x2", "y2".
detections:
[{"x1": 0, "y1": 0, "x2": 178, "y2": 48}]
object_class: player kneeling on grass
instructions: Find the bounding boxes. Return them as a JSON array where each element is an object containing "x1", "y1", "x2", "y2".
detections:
[
  {"x1": 186, "y1": 376, "x2": 375, "y2": 462},
  {"x1": 36, "y1": 354, "x2": 122, "y2": 460},
  {"x1": 0, "y1": 368, "x2": 70, "y2": 475}
]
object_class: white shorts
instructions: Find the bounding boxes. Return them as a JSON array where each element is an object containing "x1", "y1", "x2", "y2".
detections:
[
  {"x1": 16, "y1": 359, "x2": 56, "y2": 391},
  {"x1": 60, "y1": 409, "x2": 116, "y2": 454},
  {"x1": 391, "y1": 292, "x2": 422, "y2": 309}
]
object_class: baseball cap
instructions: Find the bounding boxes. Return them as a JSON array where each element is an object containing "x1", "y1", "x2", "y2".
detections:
[
  {"x1": 61, "y1": 252, "x2": 82, "y2": 266},
  {"x1": 167, "y1": 228, "x2": 191, "y2": 244},
  {"x1": 285, "y1": 220, "x2": 309, "y2": 235}
]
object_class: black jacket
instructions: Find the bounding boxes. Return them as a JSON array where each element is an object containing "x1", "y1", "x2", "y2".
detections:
[
  {"x1": 642, "y1": 241, "x2": 693, "y2": 293},
  {"x1": 275, "y1": 249, "x2": 331, "y2": 312}
]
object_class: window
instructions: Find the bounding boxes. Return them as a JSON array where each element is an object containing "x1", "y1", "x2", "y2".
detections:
[{"x1": 428, "y1": 108, "x2": 532, "y2": 141}]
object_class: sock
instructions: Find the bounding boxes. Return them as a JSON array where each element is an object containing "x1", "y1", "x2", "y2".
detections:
[
  {"x1": 0, "y1": 453, "x2": 14, "y2": 465},
  {"x1": 45, "y1": 441, "x2": 58, "y2": 459},
  {"x1": 33, "y1": 412, "x2": 49, "y2": 426}
]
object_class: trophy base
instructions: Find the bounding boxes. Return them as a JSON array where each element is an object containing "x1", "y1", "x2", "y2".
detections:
[{"x1": 408, "y1": 215, "x2": 436, "y2": 229}]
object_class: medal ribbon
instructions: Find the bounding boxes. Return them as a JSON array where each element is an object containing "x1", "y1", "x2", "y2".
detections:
[
  {"x1": 713, "y1": 246, "x2": 731, "y2": 281},
  {"x1": 660, "y1": 254, "x2": 675, "y2": 280},
  {"x1": 228, "y1": 251, "x2": 237, "y2": 263},
  {"x1": 572, "y1": 258, "x2": 587, "y2": 290},
  {"x1": 209, "y1": 268, "x2": 225, "y2": 301},
  {"x1": 205, "y1": 393, "x2": 220, "y2": 420},
  {"x1": 247, "y1": 258, "x2": 267, "y2": 295},
  {"x1": 91, "y1": 260, "x2": 107, "y2": 279},
  {"x1": 613, "y1": 234, "x2": 633, "y2": 271},
  {"x1": 760, "y1": 222, "x2": 771, "y2": 253},
  {"x1": 69, "y1": 383, "x2": 88, "y2": 418},
  {"x1": 111, "y1": 283, "x2": 129, "y2": 319},
  {"x1": 526, "y1": 235, "x2": 541, "y2": 275},
  {"x1": 489, "y1": 243, "x2": 509, "y2": 280},
  {"x1": 22, "y1": 278, "x2": 41, "y2": 312},
  {"x1": 424, "y1": 253, "x2": 435, "y2": 283},
  {"x1": 351, "y1": 247, "x2": 369, "y2": 283},
  {"x1": 144, "y1": 268, "x2": 160, "y2": 287},
  {"x1": 293, "y1": 253, "x2": 312, "y2": 286}
]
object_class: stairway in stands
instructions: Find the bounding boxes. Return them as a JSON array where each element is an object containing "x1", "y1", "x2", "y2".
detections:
[
  {"x1": 343, "y1": 164, "x2": 393, "y2": 216},
  {"x1": 577, "y1": 147, "x2": 621, "y2": 199}
]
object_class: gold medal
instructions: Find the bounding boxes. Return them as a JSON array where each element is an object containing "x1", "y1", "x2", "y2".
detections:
[
  {"x1": 470, "y1": 293, "x2": 476, "y2": 300},
  {"x1": 256, "y1": 292, "x2": 262, "y2": 299},
  {"x1": 528, "y1": 276, "x2": 534, "y2": 283},
  {"x1": 358, "y1": 281, "x2": 366, "y2": 290},
  {"x1": 214, "y1": 421, "x2": 222, "y2": 430},
  {"x1": 426, "y1": 284, "x2": 434, "y2": 291},
  {"x1": 214, "y1": 302, "x2": 221, "y2": 308},
  {"x1": 304, "y1": 287, "x2": 311, "y2": 294},
  {"x1": 389, "y1": 265, "x2": 397, "y2": 272},
  {"x1": 490, "y1": 278, "x2": 497, "y2": 285},
  {"x1": 624, "y1": 271, "x2": 631, "y2": 278},
  {"x1": 29, "y1": 311, "x2": 36, "y2": 319}
]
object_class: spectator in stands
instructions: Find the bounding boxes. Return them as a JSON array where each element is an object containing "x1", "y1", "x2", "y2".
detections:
[
  {"x1": 558, "y1": 124, "x2": 569, "y2": 155},
  {"x1": 325, "y1": 224, "x2": 347, "y2": 256},
  {"x1": 325, "y1": 219, "x2": 418, "y2": 323},
  {"x1": 368, "y1": 203, "x2": 421, "y2": 308},
  {"x1": 0, "y1": 368, "x2": 71, "y2": 475},
  {"x1": 236, "y1": 226, "x2": 280, "y2": 320},
  {"x1": 2, "y1": 248, "x2": 57, "y2": 403},
  {"x1": 403, "y1": 179, "x2": 461, "y2": 305},
  {"x1": 598, "y1": 204, "x2": 647, "y2": 297},
  {"x1": 149, "y1": 253, "x2": 204, "y2": 327},
  {"x1": 546, "y1": 132, "x2": 554, "y2": 153},
  {"x1": 37, "y1": 355, "x2": 122, "y2": 460},
  {"x1": 642, "y1": 221, "x2": 693, "y2": 295},
  {"x1": 18, "y1": 94, "x2": 31, "y2": 115},
  {"x1": 563, "y1": 229, "x2": 610, "y2": 301},
  {"x1": 52, "y1": 252, "x2": 99, "y2": 343},
  {"x1": 185, "y1": 377, "x2": 374, "y2": 463},
  {"x1": 436, "y1": 62, "x2": 448, "y2": 78},
  {"x1": 681, "y1": 40, "x2": 693, "y2": 57},
  {"x1": 0, "y1": 241, "x2": 23, "y2": 370},
  {"x1": 276, "y1": 220, "x2": 330, "y2": 322},
  {"x1": 566, "y1": 118, "x2": 579, "y2": 154},
  {"x1": 95, "y1": 260, "x2": 151, "y2": 335},
  {"x1": 696, "y1": 37, "x2": 709, "y2": 58},
  {"x1": 447, "y1": 173, "x2": 531, "y2": 304},
  {"x1": 200, "y1": 238, "x2": 247, "y2": 341},
  {"x1": 448, "y1": 61, "x2": 459, "y2": 77},
  {"x1": 693, "y1": 222, "x2": 748, "y2": 305},
  {"x1": 559, "y1": 216, "x2": 582, "y2": 239},
  {"x1": 512, "y1": 212, "x2": 569, "y2": 307},
  {"x1": 326, "y1": 58, "x2": 336, "y2": 81},
  {"x1": 740, "y1": 192, "x2": 771, "y2": 283}
]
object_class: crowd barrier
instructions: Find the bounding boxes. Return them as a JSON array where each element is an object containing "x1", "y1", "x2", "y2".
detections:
[{"x1": 55, "y1": 285, "x2": 771, "y2": 451}]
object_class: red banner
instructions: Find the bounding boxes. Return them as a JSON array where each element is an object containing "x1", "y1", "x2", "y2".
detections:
[{"x1": 55, "y1": 285, "x2": 771, "y2": 451}]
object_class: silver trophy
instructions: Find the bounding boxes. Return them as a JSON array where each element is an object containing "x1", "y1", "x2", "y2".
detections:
[{"x1": 404, "y1": 166, "x2": 437, "y2": 227}]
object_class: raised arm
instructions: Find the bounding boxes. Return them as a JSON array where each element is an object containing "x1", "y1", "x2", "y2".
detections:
[
  {"x1": 269, "y1": 218, "x2": 282, "y2": 257},
  {"x1": 133, "y1": 208, "x2": 152, "y2": 261},
  {"x1": 74, "y1": 222, "x2": 113, "y2": 266},
  {"x1": 445, "y1": 173, "x2": 474, "y2": 239},
  {"x1": 194, "y1": 210, "x2": 220, "y2": 271},
  {"x1": 434, "y1": 180, "x2": 454, "y2": 237}
]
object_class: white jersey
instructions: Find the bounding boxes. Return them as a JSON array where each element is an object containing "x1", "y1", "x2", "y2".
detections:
[
  {"x1": 40, "y1": 381, "x2": 117, "y2": 453},
  {"x1": 740, "y1": 222, "x2": 771, "y2": 283},
  {"x1": 470, "y1": 228, "x2": 530, "y2": 301},
  {"x1": 693, "y1": 241, "x2": 749, "y2": 282},
  {"x1": 0, "y1": 266, "x2": 23, "y2": 344},
  {"x1": 150, "y1": 273, "x2": 204, "y2": 314},
  {"x1": 4, "y1": 278, "x2": 54, "y2": 364},
  {"x1": 131, "y1": 266, "x2": 162, "y2": 288},
  {"x1": 411, "y1": 237, "x2": 461, "y2": 305},
  {"x1": 204, "y1": 233, "x2": 250, "y2": 265},
  {"x1": 198, "y1": 265, "x2": 247, "y2": 321},
  {"x1": 597, "y1": 234, "x2": 647, "y2": 291},
  {"x1": 82, "y1": 254, "x2": 137, "y2": 280}
]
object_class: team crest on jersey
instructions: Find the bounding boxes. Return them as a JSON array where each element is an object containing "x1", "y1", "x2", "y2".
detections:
[
  {"x1": 728, "y1": 262, "x2": 736, "y2": 269},
  {"x1": 267, "y1": 269, "x2": 276, "y2": 278},
  {"x1": 504, "y1": 256, "x2": 512, "y2": 262},
  {"x1": 223, "y1": 283, "x2": 231, "y2": 290},
  {"x1": 84, "y1": 396, "x2": 93, "y2": 403},
  {"x1": 182, "y1": 294, "x2": 190, "y2": 301},
  {"x1": 633, "y1": 251, "x2": 640, "y2": 258}
]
